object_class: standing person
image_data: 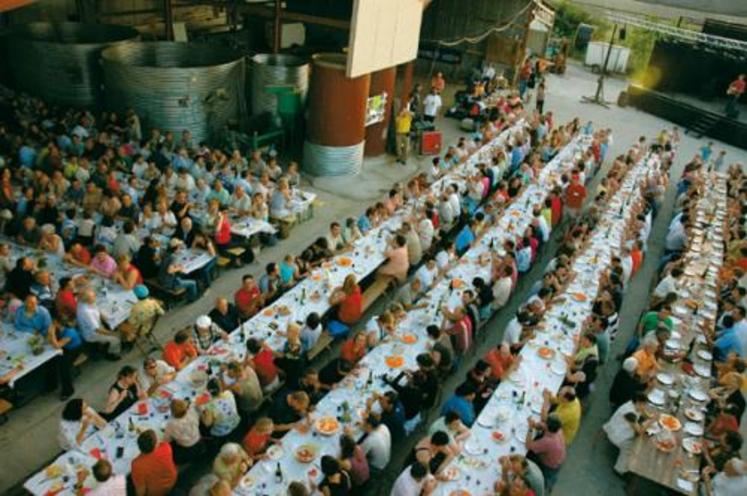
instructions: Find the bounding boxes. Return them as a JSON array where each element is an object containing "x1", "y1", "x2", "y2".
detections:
[
  {"x1": 409, "y1": 83, "x2": 423, "y2": 119},
  {"x1": 518, "y1": 58, "x2": 533, "y2": 100},
  {"x1": 395, "y1": 107, "x2": 413, "y2": 165},
  {"x1": 725, "y1": 74, "x2": 745, "y2": 117},
  {"x1": 423, "y1": 89, "x2": 442, "y2": 124},
  {"x1": 536, "y1": 80, "x2": 546, "y2": 114},
  {"x1": 564, "y1": 173, "x2": 587, "y2": 220},
  {"x1": 431, "y1": 71, "x2": 445, "y2": 93}
]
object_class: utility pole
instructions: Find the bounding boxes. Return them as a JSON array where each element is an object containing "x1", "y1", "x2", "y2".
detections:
[{"x1": 582, "y1": 23, "x2": 617, "y2": 108}]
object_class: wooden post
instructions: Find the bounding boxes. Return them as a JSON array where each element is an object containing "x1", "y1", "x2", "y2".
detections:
[
  {"x1": 399, "y1": 61, "x2": 414, "y2": 109},
  {"x1": 163, "y1": 0, "x2": 174, "y2": 41},
  {"x1": 273, "y1": 0, "x2": 282, "y2": 53}
]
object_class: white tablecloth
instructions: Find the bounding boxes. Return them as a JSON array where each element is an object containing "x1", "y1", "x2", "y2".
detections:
[
  {"x1": 0, "y1": 243, "x2": 138, "y2": 386},
  {"x1": 23, "y1": 121, "x2": 588, "y2": 496},
  {"x1": 241, "y1": 135, "x2": 594, "y2": 495},
  {"x1": 434, "y1": 151, "x2": 662, "y2": 495}
]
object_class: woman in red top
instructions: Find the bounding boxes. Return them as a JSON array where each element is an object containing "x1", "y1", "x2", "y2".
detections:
[
  {"x1": 340, "y1": 332, "x2": 367, "y2": 370},
  {"x1": 63, "y1": 242, "x2": 92, "y2": 268},
  {"x1": 113, "y1": 254, "x2": 144, "y2": 290},
  {"x1": 215, "y1": 208, "x2": 232, "y2": 249},
  {"x1": 630, "y1": 240, "x2": 644, "y2": 276},
  {"x1": 55, "y1": 277, "x2": 78, "y2": 323},
  {"x1": 329, "y1": 275, "x2": 362, "y2": 325}
]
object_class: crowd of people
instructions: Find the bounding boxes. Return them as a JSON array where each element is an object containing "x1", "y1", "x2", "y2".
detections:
[
  {"x1": 602, "y1": 152, "x2": 747, "y2": 494},
  {"x1": 30, "y1": 80, "x2": 624, "y2": 496}
]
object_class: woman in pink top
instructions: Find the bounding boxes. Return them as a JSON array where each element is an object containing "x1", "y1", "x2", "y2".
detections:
[
  {"x1": 378, "y1": 234, "x2": 409, "y2": 282},
  {"x1": 89, "y1": 245, "x2": 118, "y2": 278}
]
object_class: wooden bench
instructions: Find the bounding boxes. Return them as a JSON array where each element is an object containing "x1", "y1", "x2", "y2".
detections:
[
  {"x1": 144, "y1": 279, "x2": 187, "y2": 310},
  {"x1": 307, "y1": 332, "x2": 334, "y2": 362},
  {"x1": 0, "y1": 398, "x2": 12, "y2": 425},
  {"x1": 361, "y1": 276, "x2": 392, "y2": 313}
]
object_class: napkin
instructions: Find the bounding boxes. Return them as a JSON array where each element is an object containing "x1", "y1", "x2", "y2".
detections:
[
  {"x1": 676, "y1": 478, "x2": 694, "y2": 493},
  {"x1": 89, "y1": 447, "x2": 103, "y2": 460}
]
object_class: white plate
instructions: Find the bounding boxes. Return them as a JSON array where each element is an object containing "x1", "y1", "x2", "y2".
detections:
[
  {"x1": 463, "y1": 441, "x2": 483, "y2": 456},
  {"x1": 240, "y1": 474, "x2": 255, "y2": 488},
  {"x1": 682, "y1": 437, "x2": 703, "y2": 455},
  {"x1": 696, "y1": 350, "x2": 712, "y2": 361},
  {"x1": 684, "y1": 408, "x2": 704, "y2": 422},
  {"x1": 648, "y1": 389, "x2": 666, "y2": 406},
  {"x1": 688, "y1": 389, "x2": 708, "y2": 402},
  {"x1": 550, "y1": 362, "x2": 566, "y2": 376},
  {"x1": 684, "y1": 422, "x2": 704, "y2": 436},
  {"x1": 266, "y1": 445, "x2": 284, "y2": 461},
  {"x1": 477, "y1": 416, "x2": 495, "y2": 428},
  {"x1": 657, "y1": 373, "x2": 674, "y2": 386},
  {"x1": 694, "y1": 364, "x2": 711, "y2": 378}
]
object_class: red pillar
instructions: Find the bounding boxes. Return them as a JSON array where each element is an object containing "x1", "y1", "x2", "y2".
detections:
[{"x1": 364, "y1": 66, "x2": 396, "y2": 157}]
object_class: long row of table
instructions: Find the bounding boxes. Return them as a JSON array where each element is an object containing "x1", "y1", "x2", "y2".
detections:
[
  {"x1": 23, "y1": 118, "x2": 533, "y2": 494},
  {"x1": 434, "y1": 147, "x2": 664, "y2": 494},
  {"x1": 626, "y1": 172, "x2": 726, "y2": 495},
  {"x1": 238, "y1": 133, "x2": 594, "y2": 494}
]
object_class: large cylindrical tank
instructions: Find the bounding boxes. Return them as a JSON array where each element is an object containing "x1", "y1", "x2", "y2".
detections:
[
  {"x1": 304, "y1": 53, "x2": 370, "y2": 176},
  {"x1": 2, "y1": 22, "x2": 139, "y2": 107},
  {"x1": 250, "y1": 53, "x2": 309, "y2": 116},
  {"x1": 101, "y1": 42, "x2": 246, "y2": 144},
  {"x1": 364, "y1": 66, "x2": 396, "y2": 157}
]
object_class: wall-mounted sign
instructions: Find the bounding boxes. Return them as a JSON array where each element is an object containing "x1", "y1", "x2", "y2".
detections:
[{"x1": 365, "y1": 92, "x2": 388, "y2": 126}]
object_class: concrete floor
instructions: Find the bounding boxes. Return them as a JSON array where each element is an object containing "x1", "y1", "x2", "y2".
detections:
[{"x1": 2, "y1": 62, "x2": 747, "y2": 494}]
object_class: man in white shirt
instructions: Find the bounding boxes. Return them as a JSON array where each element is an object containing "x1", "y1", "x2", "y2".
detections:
[
  {"x1": 665, "y1": 214, "x2": 688, "y2": 252},
  {"x1": 704, "y1": 458, "x2": 747, "y2": 496},
  {"x1": 423, "y1": 89, "x2": 442, "y2": 123},
  {"x1": 390, "y1": 462, "x2": 436, "y2": 496},
  {"x1": 415, "y1": 257, "x2": 439, "y2": 290},
  {"x1": 89, "y1": 459, "x2": 127, "y2": 496},
  {"x1": 492, "y1": 265, "x2": 514, "y2": 310},
  {"x1": 653, "y1": 267, "x2": 683, "y2": 299},
  {"x1": 602, "y1": 392, "x2": 652, "y2": 474},
  {"x1": 76, "y1": 289, "x2": 122, "y2": 357},
  {"x1": 447, "y1": 185, "x2": 461, "y2": 219},
  {"x1": 361, "y1": 415, "x2": 392, "y2": 471}
]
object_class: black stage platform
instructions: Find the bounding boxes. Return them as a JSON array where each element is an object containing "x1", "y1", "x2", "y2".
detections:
[{"x1": 624, "y1": 84, "x2": 747, "y2": 150}]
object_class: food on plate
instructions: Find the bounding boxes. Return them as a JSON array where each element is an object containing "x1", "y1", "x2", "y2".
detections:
[
  {"x1": 310, "y1": 291, "x2": 322, "y2": 301},
  {"x1": 295, "y1": 444, "x2": 317, "y2": 463},
  {"x1": 451, "y1": 278, "x2": 464, "y2": 289},
  {"x1": 659, "y1": 414, "x2": 682, "y2": 431},
  {"x1": 570, "y1": 292, "x2": 588, "y2": 302},
  {"x1": 311, "y1": 273, "x2": 322, "y2": 282},
  {"x1": 655, "y1": 438, "x2": 676, "y2": 452},
  {"x1": 385, "y1": 355, "x2": 405, "y2": 368},
  {"x1": 337, "y1": 257, "x2": 353, "y2": 267},
  {"x1": 262, "y1": 308, "x2": 275, "y2": 317},
  {"x1": 315, "y1": 417, "x2": 340, "y2": 436},
  {"x1": 538, "y1": 347, "x2": 555, "y2": 359},
  {"x1": 45, "y1": 465, "x2": 62, "y2": 478},
  {"x1": 278, "y1": 305, "x2": 291, "y2": 316},
  {"x1": 491, "y1": 431, "x2": 506, "y2": 442},
  {"x1": 240, "y1": 474, "x2": 255, "y2": 488},
  {"x1": 442, "y1": 466, "x2": 460, "y2": 481},
  {"x1": 401, "y1": 334, "x2": 417, "y2": 345},
  {"x1": 682, "y1": 438, "x2": 702, "y2": 455},
  {"x1": 449, "y1": 490, "x2": 471, "y2": 496},
  {"x1": 684, "y1": 408, "x2": 704, "y2": 422}
]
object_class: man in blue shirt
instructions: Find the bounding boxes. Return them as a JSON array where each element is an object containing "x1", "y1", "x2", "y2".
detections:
[
  {"x1": 441, "y1": 381, "x2": 477, "y2": 427},
  {"x1": 15, "y1": 295, "x2": 53, "y2": 336},
  {"x1": 714, "y1": 315, "x2": 743, "y2": 361},
  {"x1": 357, "y1": 207, "x2": 374, "y2": 234},
  {"x1": 455, "y1": 220, "x2": 477, "y2": 255}
]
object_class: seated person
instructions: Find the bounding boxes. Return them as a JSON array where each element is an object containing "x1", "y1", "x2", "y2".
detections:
[
  {"x1": 209, "y1": 297, "x2": 241, "y2": 333},
  {"x1": 162, "y1": 329, "x2": 198, "y2": 370}
]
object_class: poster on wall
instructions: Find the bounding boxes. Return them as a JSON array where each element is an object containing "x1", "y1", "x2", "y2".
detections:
[{"x1": 365, "y1": 92, "x2": 388, "y2": 126}]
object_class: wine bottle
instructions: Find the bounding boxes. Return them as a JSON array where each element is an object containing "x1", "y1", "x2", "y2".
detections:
[{"x1": 275, "y1": 462, "x2": 283, "y2": 483}]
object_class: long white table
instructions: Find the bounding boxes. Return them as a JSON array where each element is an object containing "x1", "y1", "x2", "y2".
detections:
[
  {"x1": 23, "y1": 118, "x2": 533, "y2": 495},
  {"x1": 434, "y1": 150, "x2": 663, "y2": 495},
  {"x1": 0, "y1": 243, "x2": 139, "y2": 387},
  {"x1": 238, "y1": 134, "x2": 594, "y2": 494}
]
